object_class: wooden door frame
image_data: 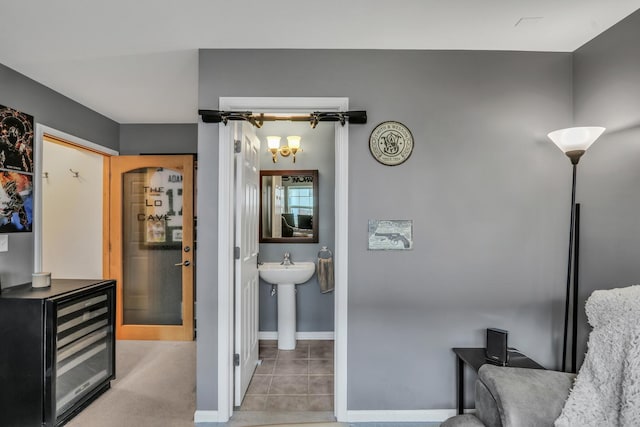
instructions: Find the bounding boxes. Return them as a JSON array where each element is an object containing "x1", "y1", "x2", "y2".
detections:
[
  {"x1": 214, "y1": 97, "x2": 349, "y2": 422},
  {"x1": 109, "y1": 155, "x2": 195, "y2": 341},
  {"x1": 34, "y1": 124, "x2": 118, "y2": 275}
]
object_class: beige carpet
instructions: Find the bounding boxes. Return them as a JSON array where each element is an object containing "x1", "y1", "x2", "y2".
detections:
[
  {"x1": 65, "y1": 340, "x2": 338, "y2": 427},
  {"x1": 66, "y1": 340, "x2": 196, "y2": 427}
]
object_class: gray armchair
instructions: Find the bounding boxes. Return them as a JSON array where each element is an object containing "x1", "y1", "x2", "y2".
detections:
[
  {"x1": 443, "y1": 284, "x2": 640, "y2": 427},
  {"x1": 442, "y1": 364, "x2": 575, "y2": 427}
]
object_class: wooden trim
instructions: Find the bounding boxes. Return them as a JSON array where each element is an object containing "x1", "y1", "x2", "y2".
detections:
[
  {"x1": 103, "y1": 156, "x2": 111, "y2": 279},
  {"x1": 182, "y1": 155, "x2": 195, "y2": 340},
  {"x1": 109, "y1": 158, "x2": 124, "y2": 340},
  {"x1": 43, "y1": 134, "x2": 115, "y2": 156}
]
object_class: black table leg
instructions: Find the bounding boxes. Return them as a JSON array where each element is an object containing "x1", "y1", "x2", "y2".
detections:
[{"x1": 456, "y1": 355, "x2": 464, "y2": 414}]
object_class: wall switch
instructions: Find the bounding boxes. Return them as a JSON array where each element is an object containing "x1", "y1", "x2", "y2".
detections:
[{"x1": 0, "y1": 235, "x2": 8, "y2": 252}]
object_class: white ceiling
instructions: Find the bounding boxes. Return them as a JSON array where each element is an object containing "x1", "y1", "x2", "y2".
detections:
[{"x1": 1, "y1": 1, "x2": 639, "y2": 124}]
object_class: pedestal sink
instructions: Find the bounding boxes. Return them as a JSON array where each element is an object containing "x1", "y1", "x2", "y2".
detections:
[{"x1": 258, "y1": 262, "x2": 316, "y2": 350}]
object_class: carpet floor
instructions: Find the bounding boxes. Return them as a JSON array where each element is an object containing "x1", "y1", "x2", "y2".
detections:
[
  {"x1": 64, "y1": 340, "x2": 440, "y2": 427},
  {"x1": 66, "y1": 340, "x2": 196, "y2": 427}
]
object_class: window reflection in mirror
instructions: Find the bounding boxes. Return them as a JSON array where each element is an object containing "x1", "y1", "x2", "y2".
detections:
[{"x1": 260, "y1": 170, "x2": 318, "y2": 243}]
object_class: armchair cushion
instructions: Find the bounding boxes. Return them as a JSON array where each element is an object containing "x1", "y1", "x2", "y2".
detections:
[
  {"x1": 476, "y1": 364, "x2": 575, "y2": 427},
  {"x1": 441, "y1": 414, "x2": 486, "y2": 427}
]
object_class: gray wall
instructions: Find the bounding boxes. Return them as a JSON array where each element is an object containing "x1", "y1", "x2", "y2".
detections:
[
  {"x1": 197, "y1": 49, "x2": 574, "y2": 411},
  {"x1": 572, "y1": 9, "x2": 640, "y2": 366},
  {"x1": 0, "y1": 64, "x2": 118, "y2": 289},
  {"x1": 196, "y1": 121, "x2": 219, "y2": 409},
  {"x1": 256, "y1": 122, "x2": 335, "y2": 333},
  {"x1": 120, "y1": 124, "x2": 197, "y2": 155}
]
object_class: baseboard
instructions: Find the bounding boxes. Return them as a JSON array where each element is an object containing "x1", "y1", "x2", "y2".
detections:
[
  {"x1": 197, "y1": 408, "x2": 462, "y2": 424},
  {"x1": 194, "y1": 410, "x2": 221, "y2": 423},
  {"x1": 345, "y1": 409, "x2": 458, "y2": 423},
  {"x1": 259, "y1": 331, "x2": 335, "y2": 340}
]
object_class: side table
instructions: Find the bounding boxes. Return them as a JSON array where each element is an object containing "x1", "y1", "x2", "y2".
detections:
[{"x1": 453, "y1": 347, "x2": 545, "y2": 415}]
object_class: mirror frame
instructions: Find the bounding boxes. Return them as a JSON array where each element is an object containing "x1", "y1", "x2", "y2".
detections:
[{"x1": 259, "y1": 169, "x2": 319, "y2": 244}]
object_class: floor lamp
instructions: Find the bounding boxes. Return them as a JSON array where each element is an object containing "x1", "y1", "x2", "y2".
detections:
[{"x1": 547, "y1": 126, "x2": 605, "y2": 373}]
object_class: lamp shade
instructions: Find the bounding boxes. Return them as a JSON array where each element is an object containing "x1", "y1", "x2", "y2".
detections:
[
  {"x1": 287, "y1": 136, "x2": 301, "y2": 149},
  {"x1": 547, "y1": 127, "x2": 605, "y2": 153},
  {"x1": 266, "y1": 136, "x2": 281, "y2": 150}
]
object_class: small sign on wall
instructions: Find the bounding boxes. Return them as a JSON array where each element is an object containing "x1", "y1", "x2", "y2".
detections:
[
  {"x1": 369, "y1": 121, "x2": 414, "y2": 166},
  {"x1": 368, "y1": 219, "x2": 413, "y2": 250}
]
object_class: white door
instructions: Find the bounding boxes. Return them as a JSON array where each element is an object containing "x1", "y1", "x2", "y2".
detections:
[{"x1": 234, "y1": 122, "x2": 260, "y2": 406}]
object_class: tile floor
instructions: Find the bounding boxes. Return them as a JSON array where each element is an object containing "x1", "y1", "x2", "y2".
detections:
[{"x1": 239, "y1": 340, "x2": 334, "y2": 412}]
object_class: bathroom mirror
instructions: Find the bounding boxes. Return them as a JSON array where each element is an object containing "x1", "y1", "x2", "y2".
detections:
[{"x1": 260, "y1": 170, "x2": 318, "y2": 243}]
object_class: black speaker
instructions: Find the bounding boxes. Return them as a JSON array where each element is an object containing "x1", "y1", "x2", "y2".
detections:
[{"x1": 485, "y1": 328, "x2": 509, "y2": 365}]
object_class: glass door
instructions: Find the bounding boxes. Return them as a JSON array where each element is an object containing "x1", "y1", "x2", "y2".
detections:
[{"x1": 109, "y1": 155, "x2": 194, "y2": 341}]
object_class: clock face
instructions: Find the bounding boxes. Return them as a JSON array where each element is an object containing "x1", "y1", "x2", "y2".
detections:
[{"x1": 369, "y1": 121, "x2": 414, "y2": 166}]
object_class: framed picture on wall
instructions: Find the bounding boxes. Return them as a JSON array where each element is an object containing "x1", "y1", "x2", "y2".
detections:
[
  {"x1": 368, "y1": 219, "x2": 413, "y2": 250},
  {"x1": 0, "y1": 105, "x2": 34, "y2": 173},
  {"x1": 0, "y1": 171, "x2": 33, "y2": 233}
]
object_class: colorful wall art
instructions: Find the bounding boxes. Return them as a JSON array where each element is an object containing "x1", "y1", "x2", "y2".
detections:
[
  {"x1": 0, "y1": 170, "x2": 33, "y2": 232},
  {"x1": 0, "y1": 105, "x2": 34, "y2": 232}
]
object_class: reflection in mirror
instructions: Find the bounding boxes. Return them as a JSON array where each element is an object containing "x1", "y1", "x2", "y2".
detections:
[{"x1": 260, "y1": 170, "x2": 318, "y2": 243}]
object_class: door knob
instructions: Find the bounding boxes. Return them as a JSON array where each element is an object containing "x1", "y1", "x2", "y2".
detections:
[{"x1": 175, "y1": 260, "x2": 191, "y2": 267}]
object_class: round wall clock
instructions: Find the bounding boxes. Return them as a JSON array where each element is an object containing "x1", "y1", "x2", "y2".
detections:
[{"x1": 369, "y1": 121, "x2": 414, "y2": 166}]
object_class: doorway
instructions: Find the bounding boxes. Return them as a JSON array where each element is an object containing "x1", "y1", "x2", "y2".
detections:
[
  {"x1": 109, "y1": 155, "x2": 195, "y2": 341},
  {"x1": 41, "y1": 136, "x2": 107, "y2": 277},
  {"x1": 34, "y1": 125, "x2": 118, "y2": 276},
  {"x1": 216, "y1": 97, "x2": 349, "y2": 422}
]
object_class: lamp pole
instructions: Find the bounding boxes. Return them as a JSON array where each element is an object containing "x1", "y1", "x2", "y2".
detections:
[
  {"x1": 561, "y1": 163, "x2": 577, "y2": 373},
  {"x1": 548, "y1": 127, "x2": 605, "y2": 373},
  {"x1": 562, "y1": 153, "x2": 581, "y2": 373}
]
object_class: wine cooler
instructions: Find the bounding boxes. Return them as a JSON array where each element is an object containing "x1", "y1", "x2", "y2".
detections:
[{"x1": 0, "y1": 279, "x2": 116, "y2": 426}]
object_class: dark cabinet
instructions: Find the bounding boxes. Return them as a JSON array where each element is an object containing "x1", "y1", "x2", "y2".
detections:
[{"x1": 0, "y1": 279, "x2": 116, "y2": 426}]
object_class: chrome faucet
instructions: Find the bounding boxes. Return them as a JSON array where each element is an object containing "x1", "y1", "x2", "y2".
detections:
[{"x1": 280, "y1": 252, "x2": 294, "y2": 265}]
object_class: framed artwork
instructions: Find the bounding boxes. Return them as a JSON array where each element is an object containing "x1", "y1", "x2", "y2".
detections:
[
  {"x1": 0, "y1": 105, "x2": 34, "y2": 173},
  {"x1": 368, "y1": 219, "x2": 413, "y2": 250},
  {"x1": 0, "y1": 171, "x2": 33, "y2": 232},
  {"x1": 0, "y1": 105, "x2": 34, "y2": 233}
]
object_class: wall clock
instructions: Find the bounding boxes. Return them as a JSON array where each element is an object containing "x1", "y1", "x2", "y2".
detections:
[{"x1": 369, "y1": 121, "x2": 414, "y2": 166}]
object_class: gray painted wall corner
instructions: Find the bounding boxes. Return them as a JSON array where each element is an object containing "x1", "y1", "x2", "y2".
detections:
[
  {"x1": 572, "y1": 8, "x2": 640, "y2": 367},
  {"x1": 197, "y1": 48, "x2": 574, "y2": 412}
]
